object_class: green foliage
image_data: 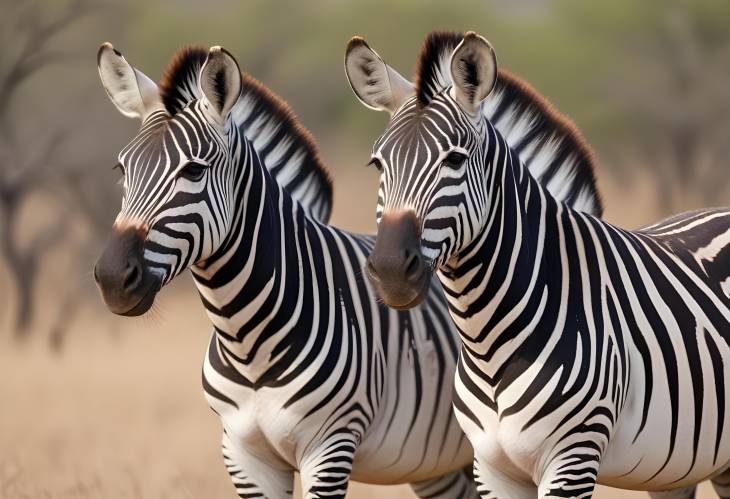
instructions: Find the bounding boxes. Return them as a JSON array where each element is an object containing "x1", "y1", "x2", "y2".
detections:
[{"x1": 107, "y1": 0, "x2": 730, "y2": 202}]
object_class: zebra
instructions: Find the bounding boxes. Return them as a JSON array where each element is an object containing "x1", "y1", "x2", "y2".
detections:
[
  {"x1": 346, "y1": 30, "x2": 730, "y2": 498},
  {"x1": 92, "y1": 42, "x2": 479, "y2": 499}
]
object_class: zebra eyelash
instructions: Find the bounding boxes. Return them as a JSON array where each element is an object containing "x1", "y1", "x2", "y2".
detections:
[
  {"x1": 113, "y1": 162, "x2": 125, "y2": 175},
  {"x1": 178, "y1": 161, "x2": 208, "y2": 182},
  {"x1": 367, "y1": 158, "x2": 383, "y2": 172},
  {"x1": 442, "y1": 151, "x2": 468, "y2": 168}
]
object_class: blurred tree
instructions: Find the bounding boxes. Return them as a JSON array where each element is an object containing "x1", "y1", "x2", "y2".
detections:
[
  {"x1": 520, "y1": 0, "x2": 730, "y2": 213},
  {"x1": 1, "y1": 0, "x2": 727, "y2": 343},
  {"x1": 602, "y1": 0, "x2": 730, "y2": 211},
  {"x1": 0, "y1": 0, "x2": 91, "y2": 337}
]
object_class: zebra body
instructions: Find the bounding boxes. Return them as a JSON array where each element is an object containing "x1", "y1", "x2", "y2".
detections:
[
  {"x1": 95, "y1": 44, "x2": 477, "y2": 498},
  {"x1": 346, "y1": 31, "x2": 730, "y2": 497}
]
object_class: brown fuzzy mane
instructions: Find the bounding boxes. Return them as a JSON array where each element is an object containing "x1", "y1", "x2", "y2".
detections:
[
  {"x1": 414, "y1": 31, "x2": 463, "y2": 106},
  {"x1": 484, "y1": 69, "x2": 603, "y2": 216},
  {"x1": 159, "y1": 46, "x2": 208, "y2": 115},
  {"x1": 487, "y1": 69, "x2": 603, "y2": 215},
  {"x1": 237, "y1": 73, "x2": 333, "y2": 220}
]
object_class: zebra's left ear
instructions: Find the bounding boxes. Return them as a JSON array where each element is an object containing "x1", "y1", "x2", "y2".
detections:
[
  {"x1": 449, "y1": 32, "x2": 497, "y2": 117},
  {"x1": 199, "y1": 46, "x2": 242, "y2": 127},
  {"x1": 97, "y1": 42, "x2": 164, "y2": 121},
  {"x1": 345, "y1": 36, "x2": 414, "y2": 114}
]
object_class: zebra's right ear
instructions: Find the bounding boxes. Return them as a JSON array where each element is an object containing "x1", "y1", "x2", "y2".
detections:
[
  {"x1": 199, "y1": 46, "x2": 242, "y2": 127},
  {"x1": 345, "y1": 37, "x2": 414, "y2": 114},
  {"x1": 448, "y1": 32, "x2": 497, "y2": 117},
  {"x1": 97, "y1": 42, "x2": 164, "y2": 121}
]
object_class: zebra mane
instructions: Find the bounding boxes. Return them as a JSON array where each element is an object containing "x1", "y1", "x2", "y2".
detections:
[
  {"x1": 415, "y1": 31, "x2": 464, "y2": 107},
  {"x1": 415, "y1": 32, "x2": 603, "y2": 216},
  {"x1": 159, "y1": 46, "x2": 333, "y2": 222}
]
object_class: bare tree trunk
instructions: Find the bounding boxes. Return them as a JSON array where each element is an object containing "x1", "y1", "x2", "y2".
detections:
[
  {"x1": 49, "y1": 285, "x2": 81, "y2": 353},
  {"x1": 10, "y1": 260, "x2": 35, "y2": 336},
  {"x1": 0, "y1": 192, "x2": 37, "y2": 337}
]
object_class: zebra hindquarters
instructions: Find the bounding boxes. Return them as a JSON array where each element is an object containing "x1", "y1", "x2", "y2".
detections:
[
  {"x1": 648, "y1": 487, "x2": 697, "y2": 499},
  {"x1": 409, "y1": 466, "x2": 479, "y2": 499}
]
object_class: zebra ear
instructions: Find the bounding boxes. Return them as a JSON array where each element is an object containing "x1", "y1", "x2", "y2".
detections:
[
  {"x1": 449, "y1": 32, "x2": 497, "y2": 116},
  {"x1": 199, "y1": 46, "x2": 242, "y2": 126},
  {"x1": 345, "y1": 36, "x2": 414, "y2": 114},
  {"x1": 97, "y1": 42, "x2": 164, "y2": 121}
]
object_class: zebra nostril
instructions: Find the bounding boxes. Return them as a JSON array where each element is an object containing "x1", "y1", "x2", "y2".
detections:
[
  {"x1": 123, "y1": 260, "x2": 142, "y2": 292},
  {"x1": 404, "y1": 250, "x2": 421, "y2": 280}
]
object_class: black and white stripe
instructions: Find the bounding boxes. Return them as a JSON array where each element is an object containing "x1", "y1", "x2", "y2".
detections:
[{"x1": 349, "y1": 32, "x2": 730, "y2": 498}]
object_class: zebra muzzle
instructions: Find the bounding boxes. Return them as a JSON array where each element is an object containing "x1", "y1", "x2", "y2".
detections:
[
  {"x1": 367, "y1": 211, "x2": 431, "y2": 309},
  {"x1": 94, "y1": 227, "x2": 161, "y2": 316}
]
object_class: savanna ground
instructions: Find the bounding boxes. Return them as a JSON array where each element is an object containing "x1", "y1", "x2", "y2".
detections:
[
  {"x1": 0, "y1": 174, "x2": 721, "y2": 499},
  {"x1": 0, "y1": 297, "x2": 717, "y2": 499}
]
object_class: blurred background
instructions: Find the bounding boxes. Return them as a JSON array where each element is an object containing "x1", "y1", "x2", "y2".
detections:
[{"x1": 1, "y1": 0, "x2": 728, "y2": 497}]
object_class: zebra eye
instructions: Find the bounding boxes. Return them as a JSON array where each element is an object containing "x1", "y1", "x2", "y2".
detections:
[
  {"x1": 179, "y1": 161, "x2": 207, "y2": 181},
  {"x1": 113, "y1": 162, "x2": 125, "y2": 176},
  {"x1": 367, "y1": 157, "x2": 383, "y2": 172},
  {"x1": 443, "y1": 151, "x2": 467, "y2": 168}
]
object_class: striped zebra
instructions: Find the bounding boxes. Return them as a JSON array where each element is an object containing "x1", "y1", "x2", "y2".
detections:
[
  {"x1": 346, "y1": 31, "x2": 730, "y2": 498},
  {"x1": 92, "y1": 43, "x2": 478, "y2": 499}
]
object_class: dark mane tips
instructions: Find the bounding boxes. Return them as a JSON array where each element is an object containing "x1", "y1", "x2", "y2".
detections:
[
  {"x1": 494, "y1": 69, "x2": 603, "y2": 215},
  {"x1": 415, "y1": 31, "x2": 464, "y2": 106},
  {"x1": 159, "y1": 45, "x2": 209, "y2": 114},
  {"x1": 238, "y1": 73, "x2": 334, "y2": 209}
]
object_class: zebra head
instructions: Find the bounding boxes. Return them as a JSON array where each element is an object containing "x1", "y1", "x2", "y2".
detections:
[
  {"x1": 94, "y1": 43, "x2": 243, "y2": 316},
  {"x1": 346, "y1": 32, "x2": 497, "y2": 309}
]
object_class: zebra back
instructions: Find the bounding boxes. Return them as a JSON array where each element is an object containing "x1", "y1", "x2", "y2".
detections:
[
  {"x1": 159, "y1": 47, "x2": 333, "y2": 222},
  {"x1": 414, "y1": 31, "x2": 602, "y2": 216}
]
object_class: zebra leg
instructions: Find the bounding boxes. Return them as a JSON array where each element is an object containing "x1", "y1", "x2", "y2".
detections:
[
  {"x1": 713, "y1": 468, "x2": 730, "y2": 498},
  {"x1": 537, "y1": 451, "x2": 600, "y2": 498},
  {"x1": 473, "y1": 457, "x2": 536, "y2": 499},
  {"x1": 299, "y1": 432, "x2": 359, "y2": 499},
  {"x1": 221, "y1": 429, "x2": 294, "y2": 498},
  {"x1": 409, "y1": 466, "x2": 480, "y2": 499},
  {"x1": 648, "y1": 487, "x2": 697, "y2": 499}
]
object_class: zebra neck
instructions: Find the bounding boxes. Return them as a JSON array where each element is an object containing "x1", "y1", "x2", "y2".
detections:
[
  {"x1": 440, "y1": 130, "x2": 563, "y2": 377},
  {"x1": 191, "y1": 144, "x2": 310, "y2": 382}
]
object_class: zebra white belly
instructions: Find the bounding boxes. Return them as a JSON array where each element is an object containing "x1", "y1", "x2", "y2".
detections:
[
  {"x1": 352, "y1": 339, "x2": 473, "y2": 483},
  {"x1": 203, "y1": 331, "x2": 474, "y2": 485}
]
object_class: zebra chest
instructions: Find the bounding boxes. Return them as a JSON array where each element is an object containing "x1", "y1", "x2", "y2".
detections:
[
  {"x1": 467, "y1": 393, "x2": 575, "y2": 483},
  {"x1": 212, "y1": 385, "x2": 306, "y2": 466}
]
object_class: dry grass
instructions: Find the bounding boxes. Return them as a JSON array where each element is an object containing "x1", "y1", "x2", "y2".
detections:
[{"x1": 0, "y1": 292, "x2": 717, "y2": 498}]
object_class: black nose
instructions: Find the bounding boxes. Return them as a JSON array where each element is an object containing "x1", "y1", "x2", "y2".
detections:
[
  {"x1": 368, "y1": 211, "x2": 424, "y2": 283},
  {"x1": 94, "y1": 227, "x2": 158, "y2": 316},
  {"x1": 367, "y1": 211, "x2": 430, "y2": 309}
]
